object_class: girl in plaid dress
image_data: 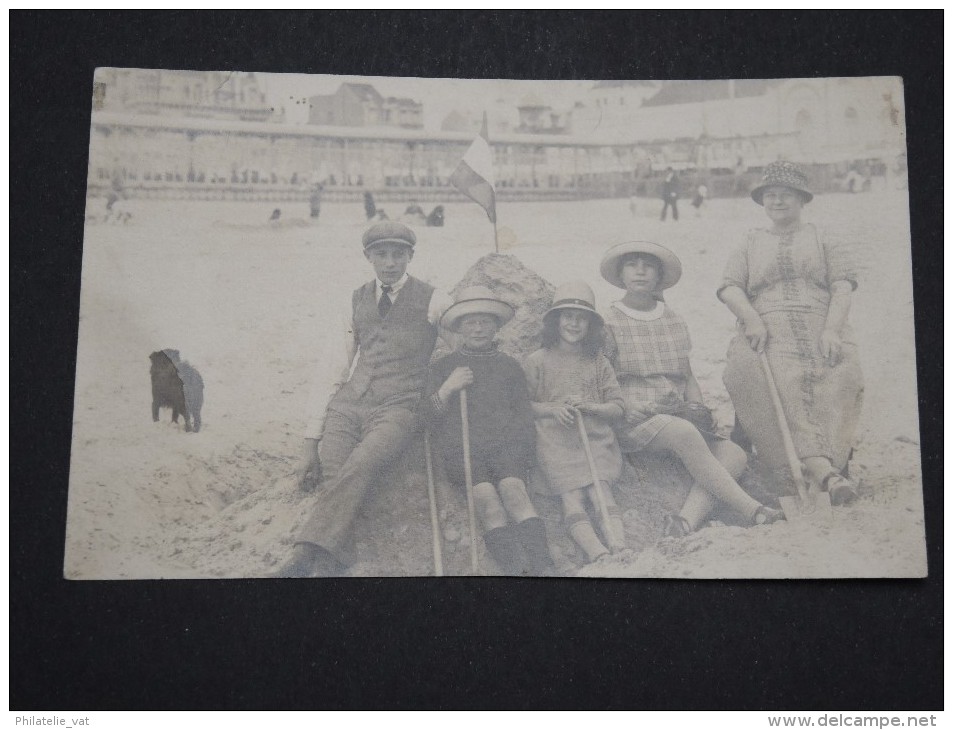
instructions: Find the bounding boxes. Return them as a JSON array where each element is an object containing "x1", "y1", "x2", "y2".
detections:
[{"x1": 600, "y1": 242, "x2": 783, "y2": 537}]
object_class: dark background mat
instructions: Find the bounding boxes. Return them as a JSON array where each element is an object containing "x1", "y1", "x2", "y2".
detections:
[{"x1": 10, "y1": 11, "x2": 942, "y2": 710}]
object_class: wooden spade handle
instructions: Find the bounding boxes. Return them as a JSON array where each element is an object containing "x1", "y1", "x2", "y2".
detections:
[
  {"x1": 575, "y1": 409, "x2": 618, "y2": 547},
  {"x1": 758, "y1": 351, "x2": 810, "y2": 500},
  {"x1": 460, "y1": 389, "x2": 479, "y2": 574}
]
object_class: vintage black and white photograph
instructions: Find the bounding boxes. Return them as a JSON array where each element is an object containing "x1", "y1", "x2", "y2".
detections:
[{"x1": 64, "y1": 69, "x2": 925, "y2": 579}]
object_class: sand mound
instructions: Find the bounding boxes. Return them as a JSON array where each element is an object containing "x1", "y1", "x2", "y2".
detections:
[{"x1": 450, "y1": 253, "x2": 556, "y2": 360}]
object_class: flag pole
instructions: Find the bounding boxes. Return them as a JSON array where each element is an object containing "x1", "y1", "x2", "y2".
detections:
[
  {"x1": 450, "y1": 110, "x2": 499, "y2": 254},
  {"x1": 485, "y1": 111, "x2": 499, "y2": 254}
]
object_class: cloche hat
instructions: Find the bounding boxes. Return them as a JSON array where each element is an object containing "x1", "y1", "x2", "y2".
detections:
[
  {"x1": 750, "y1": 161, "x2": 814, "y2": 205},
  {"x1": 544, "y1": 281, "x2": 603, "y2": 325},
  {"x1": 440, "y1": 286, "x2": 515, "y2": 332},
  {"x1": 599, "y1": 241, "x2": 682, "y2": 291}
]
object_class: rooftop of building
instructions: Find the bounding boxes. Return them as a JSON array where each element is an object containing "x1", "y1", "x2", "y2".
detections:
[
  {"x1": 642, "y1": 79, "x2": 783, "y2": 107},
  {"x1": 339, "y1": 83, "x2": 384, "y2": 102}
]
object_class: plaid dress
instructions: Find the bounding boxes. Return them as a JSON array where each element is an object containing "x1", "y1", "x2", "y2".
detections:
[{"x1": 603, "y1": 301, "x2": 693, "y2": 450}]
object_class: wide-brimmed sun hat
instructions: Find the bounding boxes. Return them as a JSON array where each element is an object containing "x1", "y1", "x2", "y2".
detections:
[
  {"x1": 441, "y1": 285, "x2": 515, "y2": 332},
  {"x1": 750, "y1": 160, "x2": 814, "y2": 205},
  {"x1": 599, "y1": 241, "x2": 682, "y2": 291},
  {"x1": 362, "y1": 220, "x2": 417, "y2": 251},
  {"x1": 544, "y1": 280, "x2": 604, "y2": 325}
]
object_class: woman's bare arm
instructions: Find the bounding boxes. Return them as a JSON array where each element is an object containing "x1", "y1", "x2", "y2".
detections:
[
  {"x1": 819, "y1": 280, "x2": 854, "y2": 363},
  {"x1": 719, "y1": 285, "x2": 767, "y2": 352}
]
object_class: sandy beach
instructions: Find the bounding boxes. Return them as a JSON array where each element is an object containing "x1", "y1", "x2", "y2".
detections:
[{"x1": 64, "y1": 189, "x2": 926, "y2": 579}]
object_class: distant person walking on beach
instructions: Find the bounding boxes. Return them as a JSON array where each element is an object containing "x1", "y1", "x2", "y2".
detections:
[
  {"x1": 660, "y1": 168, "x2": 679, "y2": 222},
  {"x1": 691, "y1": 183, "x2": 708, "y2": 217},
  {"x1": 364, "y1": 191, "x2": 377, "y2": 221},
  {"x1": 309, "y1": 183, "x2": 324, "y2": 219},
  {"x1": 104, "y1": 172, "x2": 130, "y2": 223},
  {"x1": 732, "y1": 156, "x2": 747, "y2": 194}
]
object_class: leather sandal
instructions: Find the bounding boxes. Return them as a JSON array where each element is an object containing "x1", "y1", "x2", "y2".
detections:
[
  {"x1": 822, "y1": 472, "x2": 858, "y2": 506},
  {"x1": 752, "y1": 505, "x2": 785, "y2": 526}
]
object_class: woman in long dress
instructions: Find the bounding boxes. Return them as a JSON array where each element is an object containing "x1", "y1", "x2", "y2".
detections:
[
  {"x1": 600, "y1": 241, "x2": 783, "y2": 537},
  {"x1": 718, "y1": 161, "x2": 864, "y2": 504}
]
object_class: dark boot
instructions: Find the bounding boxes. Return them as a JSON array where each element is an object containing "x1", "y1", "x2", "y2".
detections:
[
  {"x1": 514, "y1": 517, "x2": 557, "y2": 576},
  {"x1": 271, "y1": 541, "x2": 346, "y2": 578},
  {"x1": 483, "y1": 526, "x2": 530, "y2": 577}
]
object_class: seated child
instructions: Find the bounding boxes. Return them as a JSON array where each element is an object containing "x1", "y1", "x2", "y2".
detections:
[
  {"x1": 423, "y1": 286, "x2": 555, "y2": 576},
  {"x1": 523, "y1": 281, "x2": 627, "y2": 563}
]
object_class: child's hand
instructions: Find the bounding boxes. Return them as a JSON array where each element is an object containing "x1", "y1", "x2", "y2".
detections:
[
  {"x1": 439, "y1": 367, "x2": 474, "y2": 400},
  {"x1": 551, "y1": 404, "x2": 576, "y2": 428}
]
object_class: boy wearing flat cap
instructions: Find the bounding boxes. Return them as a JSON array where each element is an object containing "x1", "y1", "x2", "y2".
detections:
[
  {"x1": 276, "y1": 221, "x2": 452, "y2": 577},
  {"x1": 422, "y1": 286, "x2": 555, "y2": 576}
]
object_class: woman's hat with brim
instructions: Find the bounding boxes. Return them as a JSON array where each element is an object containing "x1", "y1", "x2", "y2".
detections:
[
  {"x1": 750, "y1": 160, "x2": 814, "y2": 205},
  {"x1": 599, "y1": 241, "x2": 682, "y2": 291},
  {"x1": 441, "y1": 285, "x2": 515, "y2": 332},
  {"x1": 544, "y1": 280, "x2": 604, "y2": 325},
  {"x1": 362, "y1": 220, "x2": 416, "y2": 251}
]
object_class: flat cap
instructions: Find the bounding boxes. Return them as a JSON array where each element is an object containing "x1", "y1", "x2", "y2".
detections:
[{"x1": 362, "y1": 221, "x2": 417, "y2": 250}]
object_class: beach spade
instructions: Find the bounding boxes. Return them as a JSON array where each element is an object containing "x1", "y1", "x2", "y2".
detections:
[{"x1": 759, "y1": 352, "x2": 833, "y2": 523}]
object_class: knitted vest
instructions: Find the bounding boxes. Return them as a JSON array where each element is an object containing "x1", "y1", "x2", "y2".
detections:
[{"x1": 332, "y1": 276, "x2": 437, "y2": 408}]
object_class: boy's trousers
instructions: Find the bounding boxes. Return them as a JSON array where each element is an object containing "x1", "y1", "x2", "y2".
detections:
[{"x1": 297, "y1": 399, "x2": 418, "y2": 565}]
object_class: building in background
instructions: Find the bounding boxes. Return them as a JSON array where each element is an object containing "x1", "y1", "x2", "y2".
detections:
[
  {"x1": 307, "y1": 83, "x2": 423, "y2": 129},
  {"x1": 87, "y1": 71, "x2": 907, "y2": 202},
  {"x1": 515, "y1": 93, "x2": 571, "y2": 134},
  {"x1": 93, "y1": 68, "x2": 274, "y2": 122},
  {"x1": 571, "y1": 80, "x2": 661, "y2": 137},
  {"x1": 440, "y1": 100, "x2": 518, "y2": 136}
]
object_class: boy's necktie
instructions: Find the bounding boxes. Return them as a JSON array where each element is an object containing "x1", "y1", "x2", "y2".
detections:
[{"x1": 378, "y1": 284, "x2": 393, "y2": 318}]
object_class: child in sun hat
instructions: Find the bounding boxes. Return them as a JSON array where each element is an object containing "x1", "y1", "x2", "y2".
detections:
[
  {"x1": 523, "y1": 281, "x2": 627, "y2": 563},
  {"x1": 422, "y1": 286, "x2": 555, "y2": 576},
  {"x1": 599, "y1": 241, "x2": 784, "y2": 538}
]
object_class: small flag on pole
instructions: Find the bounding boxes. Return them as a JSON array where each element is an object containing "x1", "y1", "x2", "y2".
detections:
[{"x1": 450, "y1": 112, "x2": 497, "y2": 224}]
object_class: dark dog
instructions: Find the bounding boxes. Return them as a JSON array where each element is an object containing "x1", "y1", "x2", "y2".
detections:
[{"x1": 150, "y1": 349, "x2": 204, "y2": 432}]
